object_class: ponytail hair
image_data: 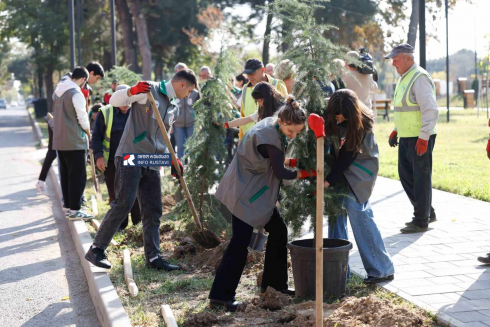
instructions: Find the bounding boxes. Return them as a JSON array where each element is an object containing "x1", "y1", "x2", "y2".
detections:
[{"x1": 277, "y1": 95, "x2": 307, "y2": 125}]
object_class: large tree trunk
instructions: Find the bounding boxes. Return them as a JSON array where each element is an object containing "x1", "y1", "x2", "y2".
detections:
[
  {"x1": 407, "y1": 0, "x2": 419, "y2": 47},
  {"x1": 154, "y1": 57, "x2": 163, "y2": 81},
  {"x1": 45, "y1": 62, "x2": 54, "y2": 112},
  {"x1": 262, "y1": 9, "x2": 273, "y2": 65},
  {"x1": 130, "y1": 0, "x2": 152, "y2": 80},
  {"x1": 115, "y1": 0, "x2": 138, "y2": 71}
]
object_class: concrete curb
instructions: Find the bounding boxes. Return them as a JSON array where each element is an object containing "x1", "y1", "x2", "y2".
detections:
[
  {"x1": 26, "y1": 107, "x2": 47, "y2": 148},
  {"x1": 47, "y1": 166, "x2": 132, "y2": 327}
]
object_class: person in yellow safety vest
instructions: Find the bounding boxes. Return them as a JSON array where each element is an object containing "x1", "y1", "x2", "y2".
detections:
[
  {"x1": 91, "y1": 84, "x2": 141, "y2": 231},
  {"x1": 238, "y1": 58, "x2": 288, "y2": 140},
  {"x1": 385, "y1": 44, "x2": 439, "y2": 234}
]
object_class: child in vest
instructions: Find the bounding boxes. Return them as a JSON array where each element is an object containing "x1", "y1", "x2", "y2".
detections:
[
  {"x1": 322, "y1": 89, "x2": 394, "y2": 284},
  {"x1": 209, "y1": 96, "x2": 315, "y2": 312}
]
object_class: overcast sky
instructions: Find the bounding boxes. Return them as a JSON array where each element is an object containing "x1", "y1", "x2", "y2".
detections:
[{"x1": 217, "y1": 0, "x2": 490, "y2": 61}]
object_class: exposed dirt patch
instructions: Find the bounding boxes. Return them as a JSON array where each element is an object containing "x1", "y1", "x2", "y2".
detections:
[{"x1": 162, "y1": 194, "x2": 176, "y2": 213}]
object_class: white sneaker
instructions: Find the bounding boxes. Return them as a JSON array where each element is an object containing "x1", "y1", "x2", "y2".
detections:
[
  {"x1": 63, "y1": 208, "x2": 71, "y2": 217},
  {"x1": 68, "y1": 210, "x2": 94, "y2": 221},
  {"x1": 36, "y1": 180, "x2": 49, "y2": 197}
]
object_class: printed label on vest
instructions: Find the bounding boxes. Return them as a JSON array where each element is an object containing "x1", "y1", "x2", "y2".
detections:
[{"x1": 122, "y1": 153, "x2": 171, "y2": 167}]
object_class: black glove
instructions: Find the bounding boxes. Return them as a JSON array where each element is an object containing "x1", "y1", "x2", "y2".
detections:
[{"x1": 171, "y1": 158, "x2": 184, "y2": 179}]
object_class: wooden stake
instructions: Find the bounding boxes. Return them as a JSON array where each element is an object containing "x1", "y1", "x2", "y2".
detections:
[
  {"x1": 123, "y1": 249, "x2": 138, "y2": 297},
  {"x1": 86, "y1": 129, "x2": 103, "y2": 202},
  {"x1": 91, "y1": 219, "x2": 118, "y2": 247},
  {"x1": 316, "y1": 136, "x2": 324, "y2": 327},
  {"x1": 91, "y1": 195, "x2": 98, "y2": 216},
  {"x1": 160, "y1": 305, "x2": 178, "y2": 327}
]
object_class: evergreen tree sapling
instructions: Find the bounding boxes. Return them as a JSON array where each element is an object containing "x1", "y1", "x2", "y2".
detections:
[
  {"x1": 271, "y1": 0, "x2": 348, "y2": 237},
  {"x1": 93, "y1": 66, "x2": 142, "y2": 102},
  {"x1": 174, "y1": 47, "x2": 239, "y2": 235}
]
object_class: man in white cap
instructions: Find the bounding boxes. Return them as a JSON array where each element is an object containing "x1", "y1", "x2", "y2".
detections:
[{"x1": 385, "y1": 43, "x2": 439, "y2": 233}]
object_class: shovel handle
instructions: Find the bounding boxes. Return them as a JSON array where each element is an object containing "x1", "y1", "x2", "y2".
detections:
[
  {"x1": 86, "y1": 129, "x2": 101, "y2": 197},
  {"x1": 147, "y1": 92, "x2": 203, "y2": 232}
]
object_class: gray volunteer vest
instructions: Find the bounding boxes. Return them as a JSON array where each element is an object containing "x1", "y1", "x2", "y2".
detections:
[
  {"x1": 216, "y1": 117, "x2": 285, "y2": 228},
  {"x1": 172, "y1": 89, "x2": 200, "y2": 128},
  {"x1": 334, "y1": 126, "x2": 379, "y2": 204},
  {"x1": 115, "y1": 82, "x2": 172, "y2": 171},
  {"x1": 52, "y1": 88, "x2": 89, "y2": 151}
]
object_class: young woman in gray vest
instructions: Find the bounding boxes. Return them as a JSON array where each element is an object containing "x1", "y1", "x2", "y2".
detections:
[
  {"x1": 210, "y1": 96, "x2": 315, "y2": 311},
  {"x1": 224, "y1": 82, "x2": 284, "y2": 130},
  {"x1": 85, "y1": 69, "x2": 198, "y2": 272},
  {"x1": 52, "y1": 66, "x2": 94, "y2": 220},
  {"x1": 323, "y1": 89, "x2": 394, "y2": 285}
]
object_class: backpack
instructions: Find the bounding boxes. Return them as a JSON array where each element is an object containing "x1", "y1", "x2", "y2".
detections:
[{"x1": 358, "y1": 48, "x2": 378, "y2": 82}]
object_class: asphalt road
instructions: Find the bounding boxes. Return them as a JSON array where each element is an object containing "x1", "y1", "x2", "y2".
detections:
[{"x1": 0, "y1": 107, "x2": 100, "y2": 327}]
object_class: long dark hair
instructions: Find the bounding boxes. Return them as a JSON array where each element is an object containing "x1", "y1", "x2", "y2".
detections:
[
  {"x1": 251, "y1": 82, "x2": 284, "y2": 120},
  {"x1": 324, "y1": 89, "x2": 374, "y2": 153}
]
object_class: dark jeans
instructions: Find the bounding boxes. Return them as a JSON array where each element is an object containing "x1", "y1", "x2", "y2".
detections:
[
  {"x1": 104, "y1": 160, "x2": 141, "y2": 229},
  {"x1": 39, "y1": 127, "x2": 56, "y2": 181},
  {"x1": 398, "y1": 135, "x2": 436, "y2": 227},
  {"x1": 209, "y1": 208, "x2": 288, "y2": 301},
  {"x1": 94, "y1": 157, "x2": 162, "y2": 260},
  {"x1": 58, "y1": 150, "x2": 87, "y2": 211}
]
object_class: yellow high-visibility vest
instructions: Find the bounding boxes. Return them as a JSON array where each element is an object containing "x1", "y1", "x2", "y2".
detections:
[{"x1": 394, "y1": 66, "x2": 436, "y2": 137}]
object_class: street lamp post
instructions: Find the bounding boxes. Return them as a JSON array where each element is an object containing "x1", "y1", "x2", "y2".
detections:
[
  {"x1": 419, "y1": 0, "x2": 426, "y2": 69},
  {"x1": 76, "y1": 0, "x2": 82, "y2": 66},
  {"x1": 446, "y1": 0, "x2": 450, "y2": 122},
  {"x1": 69, "y1": 0, "x2": 75, "y2": 71},
  {"x1": 110, "y1": 0, "x2": 117, "y2": 67}
]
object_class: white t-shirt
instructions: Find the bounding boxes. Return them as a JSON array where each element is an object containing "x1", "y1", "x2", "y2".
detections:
[{"x1": 250, "y1": 110, "x2": 259, "y2": 122}]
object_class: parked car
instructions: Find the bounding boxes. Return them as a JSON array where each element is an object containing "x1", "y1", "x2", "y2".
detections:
[
  {"x1": 10, "y1": 101, "x2": 18, "y2": 107},
  {"x1": 0, "y1": 98, "x2": 6, "y2": 109},
  {"x1": 26, "y1": 96, "x2": 36, "y2": 108}
]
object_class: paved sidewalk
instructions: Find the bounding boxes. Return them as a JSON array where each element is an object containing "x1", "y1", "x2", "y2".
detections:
[
  {"x1": 0, "y1": 108, "x2": 99, "y2": 327},
  {"x1": 301, "y1": 176, "x2": 490, "y2": 327}
]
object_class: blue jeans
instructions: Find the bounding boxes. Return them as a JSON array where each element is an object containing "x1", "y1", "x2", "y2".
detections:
[
  {"x1": 174, "y1": 125, "x2": 194, "y2": 160},
  {"x1": 328, "y1": 191, "x2": 394, "y2": 278}
]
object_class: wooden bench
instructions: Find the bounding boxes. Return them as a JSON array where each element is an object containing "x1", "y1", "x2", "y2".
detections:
[{"x1": 373, "y1": 99, "x2": 392, "y2": 121}]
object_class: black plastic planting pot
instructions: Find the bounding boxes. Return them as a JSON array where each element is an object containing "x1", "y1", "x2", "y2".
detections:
[{"x1": 287, "y1": 238, "x2": 353, "y2": 298}]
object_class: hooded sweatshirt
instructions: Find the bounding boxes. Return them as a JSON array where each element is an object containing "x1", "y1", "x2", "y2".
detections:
[{"x1": 52, "y1": 79, "x2": 90, "y2": 151}]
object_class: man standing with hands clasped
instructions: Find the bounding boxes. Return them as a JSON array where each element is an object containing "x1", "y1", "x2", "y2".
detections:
[{"x1": 385, "y1": 44, "x2": 439, "y2": 233}]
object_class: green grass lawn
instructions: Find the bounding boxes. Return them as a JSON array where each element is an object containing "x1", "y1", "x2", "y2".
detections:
[{"x1": 375, "y1": 109, "x2": 490, "y2": 202}]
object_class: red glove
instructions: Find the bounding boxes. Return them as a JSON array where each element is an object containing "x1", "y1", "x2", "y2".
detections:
[
  {"x1": 289, "y1": 158, "x2": 297, "y2": 167},
  {"x1": 130, "y1": 81, "x2": 151, "y2": 95},
  {"x1": 389, "y1": 131, "x2": 398, "y2": 147},
  {"x1": 308, "y1": 113, "x2": 326, "y2": 138},
  {"x1": 223, "y1": 122, "x2": 229, "y2": 129},
  {"x1": 486, "y1": 139, "x2": 490, "y2": 159},
  {"x1": 415, "y1": 138, "x2": 428, "y2": 156},
  {"x1": 298, "y1": 170, "x2": 317, "y2": 179},
  {"x1": 81, "y1": 88, "x2": 90, "y2": 98},
  {"x1": 171, "y1": 158, "x2": 184, "y2": 178}
]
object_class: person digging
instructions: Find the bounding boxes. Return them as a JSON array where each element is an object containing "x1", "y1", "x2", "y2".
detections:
[
  {"x1": 209, "y1": 96, "x2": 313, "y2": 312},
  {"x1": 85, "y1": 69, "x2": 198, "y2": 271}
]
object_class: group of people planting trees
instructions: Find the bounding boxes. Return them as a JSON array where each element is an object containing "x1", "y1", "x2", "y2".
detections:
[{"x1": 35, "y1": 0, "x2": 490, "y2": 318}]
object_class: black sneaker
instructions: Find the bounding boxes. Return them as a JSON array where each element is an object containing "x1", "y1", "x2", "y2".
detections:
[
  {"x1": 405, "y1": 216, "x2": 436, "y2": 226},
  {"x1": 363, "y1": 274, "x2": 394, "y2": 285},
  {"x1": 400, "y1": 224, "x2": 428, "y2": 233},
  {"x1": 146, "y1": 256, "x2": 180, "y2": 271},
  {"x1": 209, "y1": 299, "x2": 242, "y2": 312},
  {"x1": 477, "y1": 253, "x2": 490, "y2": 264},
  {"x1": 85, "y1": 247, "x2": 111, "y2": 269}
]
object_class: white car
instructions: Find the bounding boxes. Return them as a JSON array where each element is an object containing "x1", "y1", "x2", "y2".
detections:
[{"x1": 10, "y1": 101, "x2": 18, "y2": 107}]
